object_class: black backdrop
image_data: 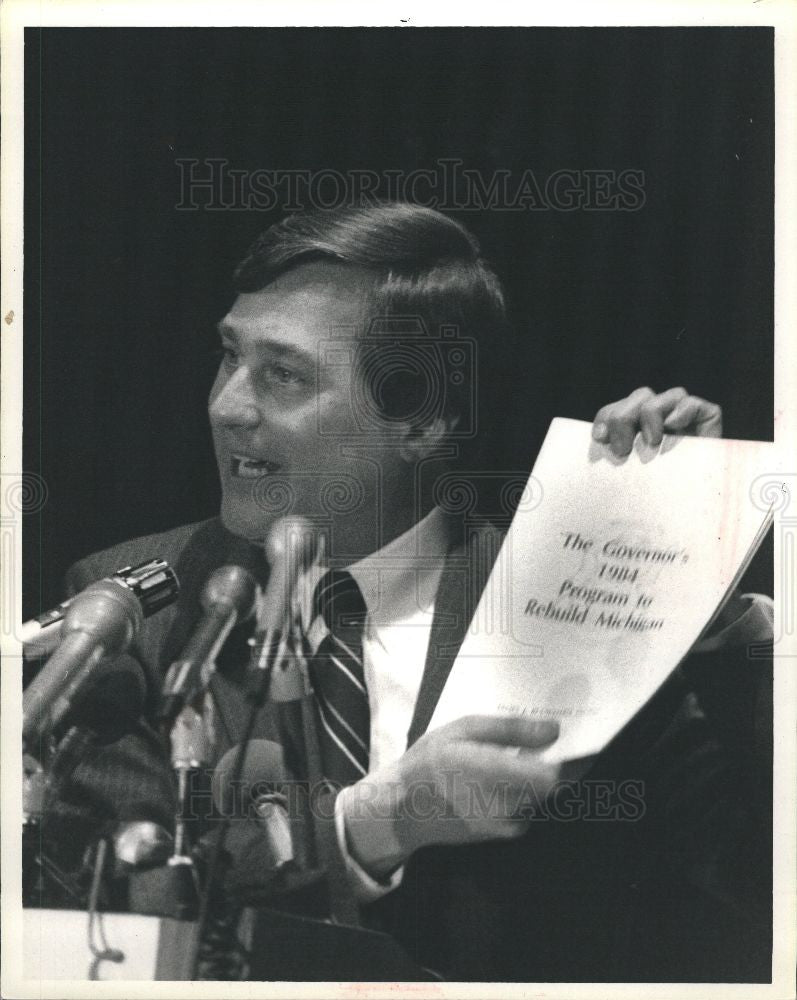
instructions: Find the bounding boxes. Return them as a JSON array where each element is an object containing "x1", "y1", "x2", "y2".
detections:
[{"x1": 23, "y1": 27, "x2": 774, "y2": 618}]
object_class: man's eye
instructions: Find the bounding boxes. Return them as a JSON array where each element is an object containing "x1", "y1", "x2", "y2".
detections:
[{"x1": 271, "y1": 364, "x2": 305, "y2": 385}]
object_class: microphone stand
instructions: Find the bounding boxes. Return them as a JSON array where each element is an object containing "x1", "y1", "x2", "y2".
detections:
[
  {"x1": 163, "y1": 703, "x2": 209, "y2": 920},
  {"x1": 186, "y1": 628, "x2": 280, "y2": 979},
  {"x1": 255, "y1": 627, "x2": 319, "y2": 873},
  {"x1": 240, "y1": 619, "x2": 360, "y2": 924},
  {"x1": 133, "y1": 702, "x2": 210, "y2": 921}
]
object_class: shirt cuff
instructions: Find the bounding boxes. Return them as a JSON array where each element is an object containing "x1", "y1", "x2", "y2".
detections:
[
  {"x1": 692, "y1": 593, "x2": 774, "y2": 654},
  {"x1": 334, "y1": 784, "x2": 405, "y2": 903}
]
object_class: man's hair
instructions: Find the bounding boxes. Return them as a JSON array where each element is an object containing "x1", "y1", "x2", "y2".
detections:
[{"x1": 233, "y1": 203, "x2": 508, "y2": 433}]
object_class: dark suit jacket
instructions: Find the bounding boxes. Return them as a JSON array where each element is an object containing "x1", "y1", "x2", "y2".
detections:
[{"x1": 42, "y1": 517, "x2": 772, "y2": 982}]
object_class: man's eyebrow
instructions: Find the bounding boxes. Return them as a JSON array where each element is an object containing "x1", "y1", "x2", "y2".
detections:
[{"x1": 215, "y1": 322, "x2": 317, "y2": 368}]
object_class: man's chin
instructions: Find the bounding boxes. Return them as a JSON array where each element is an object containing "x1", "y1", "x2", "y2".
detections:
[{"x1": 218, "y1": 498, "x2": 275, "y2": 543}]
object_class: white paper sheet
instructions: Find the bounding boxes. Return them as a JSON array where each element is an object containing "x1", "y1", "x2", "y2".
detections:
[{"x1": 429, "y1": 418, "x2": 774, "y2": 762}]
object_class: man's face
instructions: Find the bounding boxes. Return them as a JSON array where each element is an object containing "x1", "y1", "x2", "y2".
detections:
[{"x1": 209, "y1": 261, "x2": 408, "y2": 545}]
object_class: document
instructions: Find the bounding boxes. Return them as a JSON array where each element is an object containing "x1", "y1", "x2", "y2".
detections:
[{"x1": 429, "y1": 419, "x2": 774, "y2": 762}]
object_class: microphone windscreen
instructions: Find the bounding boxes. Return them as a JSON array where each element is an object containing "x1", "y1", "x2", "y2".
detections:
[
  {"x1": 64, "y1": 653, "x2": 147, "y2": 743},
  {"x1": 259, "y1": 517, "x2": 319, "y2": 633},
  {"x1": 63, "y1": 579, "x2": 144, "y2": 652},
  {"x1": 263, "y1": 516, "x2": 317, "y2": 567},
  {"x1": 200, "y1": 564, "x2": 257, "y2": 618},
  {"x1": 211, "y1": 739, "x2": 288, "y2": 816}
]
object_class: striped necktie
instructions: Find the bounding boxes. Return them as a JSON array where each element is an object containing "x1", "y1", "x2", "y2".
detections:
[{"x1": 308, "y1": 569, "x2": 370, "y2": 788}]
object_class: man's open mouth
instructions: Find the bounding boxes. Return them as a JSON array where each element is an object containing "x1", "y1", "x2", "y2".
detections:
[{"x1": 231, "y1": 455, "x2": 282, "y2": 478}]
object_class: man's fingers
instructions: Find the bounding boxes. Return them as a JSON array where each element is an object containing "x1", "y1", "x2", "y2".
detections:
[
  {"x1": 593, "y1": 386, "x2": 721, "y2": 453},
  {"x1": 593, "y1": 386, "x2": 654, "y2": 432},
  {"x1": 639, "y1": 387, "x2": 688, "y2": 446},
  {"x1": 662, "y1": 396, "x2": 723, "y2": 437},
  {"x1": 638, "y1": 400, "x2": 665, "y2": 448},
  {"x1": 444, "y1": 714, "x2": 560, "y2": 748},
  {"x1": 595, "y1": 386, "x2": 654, "y2": 456},
  {"x1": 465, "y1": 746, "x2": 562, "y2": 800}
]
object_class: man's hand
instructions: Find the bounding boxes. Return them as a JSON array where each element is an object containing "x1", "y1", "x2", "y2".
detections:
[
  {"x1": 592, "y1": 386, "x2": 722, "y2": 457},
  {"x1": 341, "y1": 715, "x2": 560, "y2": 880},
  {"x1": 591, "y1": 387, "x2": 754, "y2": 636}
]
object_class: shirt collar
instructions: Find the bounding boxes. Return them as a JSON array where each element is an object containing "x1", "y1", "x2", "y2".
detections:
[
  {"x1": 296, "y1": 506, "x2": 452, "y2": 631},
  {"x1": 346, "y1": 506, "x2": 452, "y2": 622}
]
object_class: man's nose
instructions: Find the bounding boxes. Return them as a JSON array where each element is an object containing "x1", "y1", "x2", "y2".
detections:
[{"x1": 208, "y1": 368, "x2": 261, "y2": 429}]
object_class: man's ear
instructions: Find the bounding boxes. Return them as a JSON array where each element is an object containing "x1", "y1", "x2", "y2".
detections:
[{"x1": 399, "y1": 414, "x2": 459, "y2": 462}]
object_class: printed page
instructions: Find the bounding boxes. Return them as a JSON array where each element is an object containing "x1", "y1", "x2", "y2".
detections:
[{"x1": 429, "y1": 418, "x2": 774, "y2": 762}]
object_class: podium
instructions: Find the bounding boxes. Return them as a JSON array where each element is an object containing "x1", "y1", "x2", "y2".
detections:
[{"x1": 23, "y1": 908, "x2": 198, "y2": 981}]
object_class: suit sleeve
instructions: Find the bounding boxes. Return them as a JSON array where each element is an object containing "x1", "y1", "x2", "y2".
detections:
[{"x1": 599, "y1": 595, "x2": 774, "y2": 977}]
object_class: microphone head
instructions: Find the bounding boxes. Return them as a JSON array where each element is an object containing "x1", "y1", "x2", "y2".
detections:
[
  {"x1": 200, "y1": 564, "x2": 257, "y2": 618},
  {"x1": 63, "y1": 579, "x2": 144, "y2": 654},
  {"x1": 65, "y1": 653, "x2": 147, "y2": 742},
  {"x1": 258, "y1": 517, "x2": 320, "y2": 633},
  {"x1": 113, "y1": 821, "x2": 173, "y2": 870},
  {"x1": 211, "y1": 739, "x2": 288, "y2": 817},
  {"x1": 263, "y1": 516, "x2": 319, "y2": 569}
]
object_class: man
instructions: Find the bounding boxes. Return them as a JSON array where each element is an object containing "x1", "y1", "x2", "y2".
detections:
[{"x1": 44, "y1": 203, "x2": 772, "y2": 981}]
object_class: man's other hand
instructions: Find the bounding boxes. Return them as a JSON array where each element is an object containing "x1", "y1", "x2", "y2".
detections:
[
  {"x1": 341, "y1": 715, "x2": 560, "y2": 880},
  {"x1": 592, "y1": 386, "x2": 723, "y2": 457}
]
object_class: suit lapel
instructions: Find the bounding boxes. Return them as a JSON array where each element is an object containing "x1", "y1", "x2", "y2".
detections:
[{"x1": 406, "y1": 521, "x2": 504, "y2": 747}]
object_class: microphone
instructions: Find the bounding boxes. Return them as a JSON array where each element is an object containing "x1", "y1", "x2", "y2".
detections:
[
  {"x1": 23, "y1": 580, "x2": 146, "y2": 752},
  {"x1": 248, "y1": 519, "x2": 324, "y2": 870},
  {"x1": 258, "y1": 516, "x2": 319, "y2": 635},
  {"x1": 159, "y1": 565, "x2": 257, "y2": 723},
  {"x1": 113, "y1": 822, "x2": 173, "y2": 871},
  {"x1": 211, "y1": 740, "x2": 294, "y2": 869},
  {"x1": 22, "y1": 558, "x2": 179, "y2": 657},
  {"x1": 250, "y1": 517, "x2": 319, "y2": 703},
  {"x1": 39, "y1": 653, "x2": 150, "y2": 793}
]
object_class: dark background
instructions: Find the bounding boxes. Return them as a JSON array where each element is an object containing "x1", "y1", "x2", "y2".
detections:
[{"x1": 23, "y1": 27, "x2": 774, "y2": 618}]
